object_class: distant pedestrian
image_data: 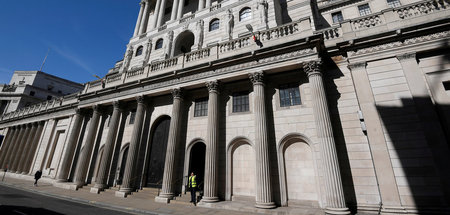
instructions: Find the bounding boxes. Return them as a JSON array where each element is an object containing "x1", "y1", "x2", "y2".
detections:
[
  {"x1": 188, "y1": 172, "x2": 197, "y2": 205},
  {"x1": 34, "y1": 170, "x2": 42, "y2": 186}
]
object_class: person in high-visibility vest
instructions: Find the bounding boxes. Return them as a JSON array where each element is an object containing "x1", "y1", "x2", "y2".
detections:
[{"x1": 188, "y1": 172, "x2": 197, "y2": 205}]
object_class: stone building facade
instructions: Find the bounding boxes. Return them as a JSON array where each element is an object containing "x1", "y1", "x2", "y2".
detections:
[{"x1": 1, "y1": 0, "x2": 450, "y2": 214}]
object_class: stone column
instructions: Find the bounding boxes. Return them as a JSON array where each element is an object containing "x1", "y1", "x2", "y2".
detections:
[
  {"x1": 205, "y1": 0, "x2": 211, "y2": 8},
  {"x1": 202, "y1": 80, "x2": 220, "y2": 202},
  {"x1": 156, "y1": 88, "x2": 183, "y2": 203},
  {"x1": 139, "y1": 0, "x2": 150, "y2": 34},
  {"x1": 156, "y1": 0, "x2": 168, "y2": 27},
  {"x1": 150, "y1": 0, "x2": 162, "y2": 29},
  {"x1": 2, "y1": 125, "x2": 23, "y2": 171},
  {"x1": 249, "y1": 72, "x2": 276, "y2": 209},
  {"x1": 171, "y1": 0, "x2": 180, "y2": 21},
  {"x1": 134, "y1": 0, "x2": 146, "y2": 37},
  {"x1": 56, "y1": 109, "x2": 84, "y2": 182},
  {"x1": 23, "y1": 121, "x2": 45, "y2": 174},
  {"x1": 304, "y1": 60, "x2": 349, "y2": 214},
  {"x1": 176, "y1": 0, "x2": 185, "y2": 20},
  {"x1": 10, "y1": 124, "x2": 32, "y2": 172},
  {"x1": 116, "y1": 96, "x2": 147, "y2": 197},
  {"x1": 92, "y1": 102, "x2": 122, "y2": 193},
  {"x1": 198, "y1": 0, "x2": 205, "y2": 11},
  {"x1": 16, "y1": 123, "x2": 38, "y2": 173},
  {"x1": 0, "y1": 127, "x2": 17, "y2": 170},
  {"x1": 73, "y1": 106, "x2": 102, "y2": 188}
]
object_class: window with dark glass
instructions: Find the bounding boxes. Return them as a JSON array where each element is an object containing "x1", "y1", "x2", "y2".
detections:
[
  {"x1": 332, "y1": 11, "x2": 344, "y2": 23},
  {"x1": 239, "y1": 8, "x2": 251, "y2": 21},
  {"x1": 47, "y1": 95, "x2": 52, "y2": 100},
  {"x1": 155, "y1": 39, "x2": 163, "y2": 50},
  {"x1": 443, "y1": 81, "x2": 450, "y2": 91},
  {"x1": 136, "y1": 46, "x2": 144, "y2": 56},
  {"x1": 209, "y1": 19, "x2": 220, "y2": 31},
  {"x1": 194, "y1": 98, "x2": 208, "y2": 117},
  {"x1": 279, "y1": 83, "x2": 301, "y2": 107},
  {"x1": 30, "y1": 91, "x2": 35, "y2": 96},
  {"x1": 358, "y1": 4, "x2": 372, "y2": 16},
  {"x1": 387, "y1": 0, "x2": 401, "y2": 8},
  {"x1": 129, "y1": 109, "x2": 136, "y2": 124},
  {"x1": 232, "y1": 91, "x2": 249, "y2": 112}
]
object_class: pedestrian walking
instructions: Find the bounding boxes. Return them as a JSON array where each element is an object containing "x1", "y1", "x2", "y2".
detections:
[
  {"x1": 188, "y1": 172, "x2": 197, "y2": 206},
  {"x1": 34, "y1": 170, "x2": 42, "y2": 186}
]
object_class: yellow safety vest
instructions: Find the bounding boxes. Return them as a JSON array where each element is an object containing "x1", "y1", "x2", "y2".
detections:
[{"x1": 189, "y1": 175, "x2": 197, "y2": 188}]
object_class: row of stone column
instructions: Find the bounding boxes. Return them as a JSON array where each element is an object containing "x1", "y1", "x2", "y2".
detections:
[
  {"x1": 0, "y1": 121, "x2": 45, "y2": 175},
  {"x1": 133, "y1": 0, "x2": 213, "y2": 37}
]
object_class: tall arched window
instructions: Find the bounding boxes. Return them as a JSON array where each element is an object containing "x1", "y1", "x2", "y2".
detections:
[
  {"x1": 135, "y1": 46, "x2": 144, "y2": 56},
  {"x1": 155, "y1": 39, "x2": 163, "y2": 50},
  {"x1": 209, "y1": 18, "x2": 220, "y2": 31},
  {"x1": 239, "y1": 7, "x2": 251, "y2": 21}
]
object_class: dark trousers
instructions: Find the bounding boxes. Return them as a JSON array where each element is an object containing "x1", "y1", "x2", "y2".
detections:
[
  {"x1": 190, "y1": 187, "x2": 197, "y2": 203},
  {"x1": 34, "y1": 179, "x2": 39, "y2": 185}
]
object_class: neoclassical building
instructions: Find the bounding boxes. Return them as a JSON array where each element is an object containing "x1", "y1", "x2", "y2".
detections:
[{"x1": 0, "y1": 0, "x2": 449, "y2": 214}]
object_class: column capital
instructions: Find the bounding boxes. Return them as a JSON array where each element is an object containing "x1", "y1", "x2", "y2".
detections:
[
  {"x1": 304, "y1": 60, "x2": 323, "y2": 77},
  {"x1": 171, "y1": 88, "x2": 183, "y2": 99},
  {"x1": 92, "y1": 105, "x2": 102, "y2": 113},
  {"x1": 396, "y1": 52, "x2": 416, "y2": 61},
  {"x1": 347, "y1": 61, "x2": 367, "y2": 70},
  {"x1": 249, "y1": 71, "x2": 265, "y2": 85},
  {"x1": 206, "y1": 80, "x2": 220, "y2": 93},
  {"x1": 136, "y1": 95, "x2": 146, "y2": 104},
  {"x1": 112, "y1": 101, "x2": 122, "y2": 110}
]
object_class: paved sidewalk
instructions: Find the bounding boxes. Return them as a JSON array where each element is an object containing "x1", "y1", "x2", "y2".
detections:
[{"x1": 0, "y1": 173, "x2": 322, "y2": 215}]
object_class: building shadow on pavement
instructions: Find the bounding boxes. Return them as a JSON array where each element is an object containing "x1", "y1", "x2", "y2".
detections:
[{"x1": 0, "y1": 205, "x2": 63, "y2": 215}]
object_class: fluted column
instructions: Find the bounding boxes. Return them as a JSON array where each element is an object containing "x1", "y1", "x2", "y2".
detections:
[
  {"x1": 156, "y1": 0, "x2": 168, "y2": 27},
  {"x1": 10, "y1": 124, "x2": 32, "y2": 172},
  {"x1": 176, "y1": 0, "x2": 185, "y2": 20},
  {"x1": 2, "y1": 125, "x2": 23, "y2": 171},
  {"x1": 203, "y1": 80, "x2": 220, "y2": 202},
  {"x1": 56, "y1": 109, "x2": 84, "y2": 182},
  {"x1": 150, "y1": 0, "x2": 162, "y2": 29},
  {"x1": 73, "y1": 105, "x2": 102, "y2": 188},
  {"x1": 205, "y1": 0, "x2": 211, "y2": 8},
  {"x1": 17, "y1": 123, "x2": 38, "y2": 173},
  {"x1": 23, "y1": 121, "x2": 45, "y2": 174},
  {"x1": 0, "y1": 127, "x2": 17, "y2": 170},
  {"x1": 117, "y1": 96, "x2": 147, "y2": 197},
  {"x1": 249, "y1": 72, "x2": 276, "y2": 209},
  {"x1": 304, "y1": 60, "x2": 349, "y2": 214},
  {"x1": 171, "y1": 0, "x2": 180, "y2": 21},
  {"x1": 134, "y1": 0, "x2": 146, "y2": 37},
  {"x1": 92, "y1": 102, "x2": 122, "y2": 193},
  {"x1": 156, "y1": 88, "x2": 183, "y2": 202},
  {"x1": 198, "y1": 0, "x2": 205, "y2": 11},
  {"x1": 139, "y1": 0, "x2": 150, "y2": 34}
]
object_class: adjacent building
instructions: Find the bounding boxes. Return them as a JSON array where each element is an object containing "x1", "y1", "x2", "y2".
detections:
[{"x1": 0, "y1": 0, "x2": 450, "y2": 214}]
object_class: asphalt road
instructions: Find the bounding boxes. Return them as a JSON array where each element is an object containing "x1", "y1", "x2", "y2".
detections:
[{"x1": 0, "y1": 184, "x2": 135, "y2": 215}]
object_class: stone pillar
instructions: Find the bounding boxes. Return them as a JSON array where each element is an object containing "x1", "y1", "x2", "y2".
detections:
[
  {"x1": 17, "y1": 123, "x2": 38, "y2": 173},
  {"x1": 0, "y1": 127, "x2": 17, "y2": 170},
  {"x1": 249, "y1": 72, "x2": 276, "y2": 209},
  {"x1": 205, "y1": 0, "x2": 211, "y2": 8},
  {"x1": 56, "y1": 109, "x2": 84, "y2": 182},
  {"x1": 171, "y1": 0, "x2": 180, "y2": 21},
  {"x1": 150, "y1": 0, "x2": 162, "y2": 29},
  {"x1": 176, "y1": 0, "x2": 185, "y2": 20},
  {"x1": 202, "y1": 80, "x2": 220, "y2": 202},
  {"x1": 2, "y1": 126, "x2": 23, "y2": 171},
  {"x1": 156, "y1": 0, "x2": 168, "y2": 27},
  {"x1": 92, "y1": 102, "x2": 122, "y2": 193},
  {"x1": 198, "y1": 0, "x2": 205, "y2": 11},
  {"x1": 23, "y1": 121, "x2": 45, "y2": 174},
  {"x1": 139, "y1": 0, "x2": 150, "y2": 35},
  {"x1": 134, "y1": 0, "x2": 146, "y2": 37},
  {"x1": 73, "y1": 106, "x2": 102, "y2": 188},
  {"x1": 116, "y1": 96, "x2": 147, "y2": 197},
  {"x1": 156, "y1": 88, "x2": 183, "y2": 203},
  {"x1": 10, "y1": 124, "x2": 32, "y2": 172},
  {"x1": 304, "y1": 60, "x2": 349, "y2": 214}
]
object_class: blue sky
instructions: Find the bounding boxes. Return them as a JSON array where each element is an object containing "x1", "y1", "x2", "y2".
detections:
[{"x1": 0, "y1": 0, "x2": 139, "y2": 84}]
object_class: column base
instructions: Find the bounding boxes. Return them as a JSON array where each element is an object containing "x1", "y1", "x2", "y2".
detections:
[
  {"x1": 201, "y1": 196, "x2": 219, "y2": 203},
  {"x1": 90, "y1": 187, "x2": 104, "y2": 194},
  {"x1": 15, "y1": 171, "x2": 21, "y2": 174},
  {"x1": 325, "y1": 207, "x2": 351, "y2": 215},
  {"x1": 155, "y1": 196, "x2": 171, "y2": 203},
  {"x1": 115, "y1": 187, "x2": 133, "y2": 198},
  {"x1": 21, "y1": 172, "x2": 29, "y2": 175},
  {"x1": 255, "y1": 201, "x2": 276, "y2": 209},
  {"x1": 55, "y1": 178, "x2": 68, "y2": 183},
  {"x1": 68, "y1": 183, "x2": 82, "y2": 191}
]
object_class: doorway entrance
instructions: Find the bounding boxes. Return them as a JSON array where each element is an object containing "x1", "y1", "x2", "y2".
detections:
[
  {"x1": 145, "y1": 117, "x2": 171, "y2": 188},
  {"x1": 188, "y1": 142, "x2": 206, "y2": 190}
]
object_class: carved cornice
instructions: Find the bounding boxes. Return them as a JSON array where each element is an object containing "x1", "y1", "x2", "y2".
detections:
[
  {"x1": 249, "y1": 72, "x2": 265, "y2": 85},
  {"x1": 304, "y1": 60, "x2": 322, "y2": 77},
  {"x1": 206, "y1": 80, "x2": 220, "y2": 93},
  {"x1": 171, "y1": 88, "x2": 183, "y2": 99},
  {"x1": 347, "y1": 62, "x2": 367, "y2": 70},
  {"x1": 396, "y1": 53, "x2": 416, "y2": 61}
]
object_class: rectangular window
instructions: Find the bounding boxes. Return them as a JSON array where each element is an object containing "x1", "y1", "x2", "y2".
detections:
[
  {"x1": 232, "y1": 91, "x2": 249, "y2": 113},
  {"x1": 30, "y1": 91, "x2": 35, "y2": 96},
  {"x1": 279, "y1": 83, "x2": 301, "y2": 107},
  {"x1": 387, "y1": 0, "x2": 401, "y2": 8},
  {"x1": 129, "y1": 109, "x2": 136, "y2": 124},
  {"x1": 358, "y1": 4, "x2": 372, "y2": 16},
  {"x1": 332, "y1": 11, "x2": 344, "y2": 23},
  {"x1": 194, "y1": 98, "x2": 208, "y2": 117}
]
